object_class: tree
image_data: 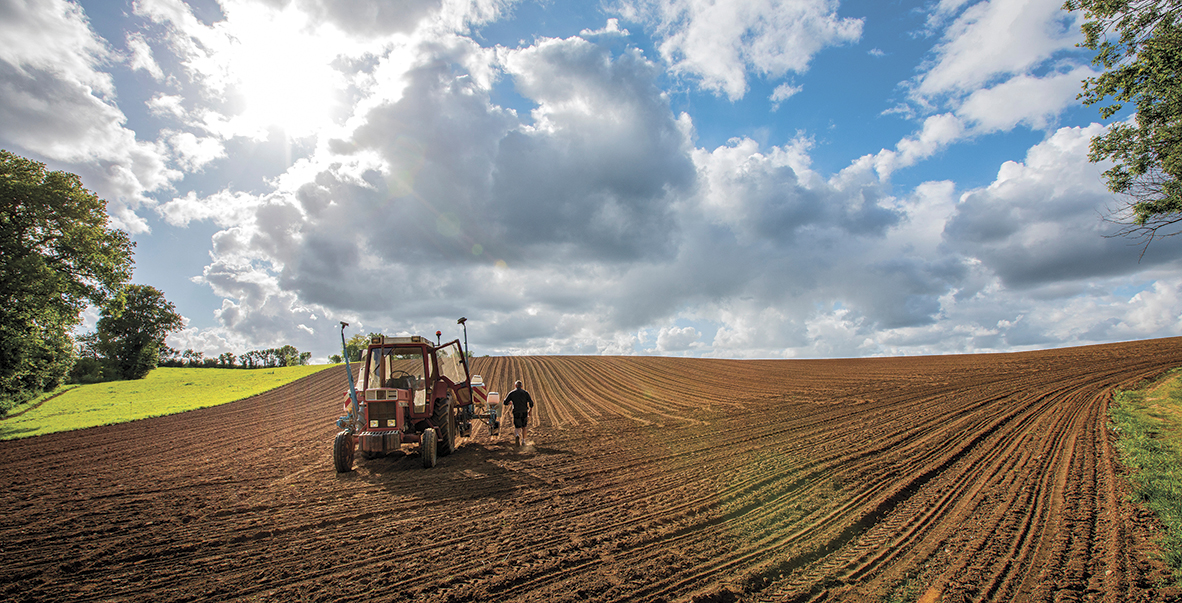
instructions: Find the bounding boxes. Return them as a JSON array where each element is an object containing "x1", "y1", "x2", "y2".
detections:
[
  {"x1": 276, "y1": 344, "x2": 301, "y2": 367},
  {"x1": 0, "y1": 150, "x2": 133, "y2": 411},
  {"x1": 182, "y1": 349, "x2": 204, "y2": 366},
  {"x1": 217, "y1": 352, "x2": 237, "y2": 368},
  {"x1": 97, "y1": 285, "x2": 184, "y2": 380},
  {"x1": 68, "y1": 331, "x2": 106, "y2": 384},
  {"x1": 158, "y1": 345, "x2": 181, "y2": 367},
  {"x1": 1065, "y1": 0, "x2": 1182, "y2": 248},
  {"x1": 345, "y1": 333, "x2": 373, "y2": 362}
]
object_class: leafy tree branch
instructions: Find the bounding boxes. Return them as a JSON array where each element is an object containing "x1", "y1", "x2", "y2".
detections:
[{"x1": 1065, "y1": 0, "x2": 1182, "y2": 252}]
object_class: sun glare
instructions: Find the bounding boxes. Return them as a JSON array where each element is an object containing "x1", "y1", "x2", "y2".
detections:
[{"x1": 222, "y1": 3, "x2": 349, "y2": 138}]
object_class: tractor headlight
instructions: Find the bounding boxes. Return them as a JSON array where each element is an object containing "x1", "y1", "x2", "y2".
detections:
[
  {"x1": 387, "y1": 419, "x2": 396, "y2": 427},
  {"x1": 369, "y1": 420, "x2": 379, "y2": 428}
]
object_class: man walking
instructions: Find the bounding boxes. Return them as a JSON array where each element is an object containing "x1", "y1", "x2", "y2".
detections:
[{"x1": 503, "y1": 379, "x2": 534, "y2": 446}]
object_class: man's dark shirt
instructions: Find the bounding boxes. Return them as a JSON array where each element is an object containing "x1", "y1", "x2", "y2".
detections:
[{"x1": 504, "y1": 388, "x2": 534, "y2": 415}]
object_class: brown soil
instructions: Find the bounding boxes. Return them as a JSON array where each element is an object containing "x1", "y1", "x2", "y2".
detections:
[{"x1": 3, "y1": 338, "x2": 1182, "y2": 602}]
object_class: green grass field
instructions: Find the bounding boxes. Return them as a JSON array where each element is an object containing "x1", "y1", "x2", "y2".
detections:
[
  {"x1": 1110, "y1": 368, "x2": 1182, "y2": 585},
  {"x1": 0, "y1": 365, "x2": 336, "y2": 441}
]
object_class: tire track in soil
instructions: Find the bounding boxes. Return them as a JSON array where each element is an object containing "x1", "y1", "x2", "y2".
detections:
[{"x1": 2, "y1": 340, "x2": 1182, "y2": 602}]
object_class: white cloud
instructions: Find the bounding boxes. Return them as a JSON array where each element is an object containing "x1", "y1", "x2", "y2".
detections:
[
  {"x1": 914, "y1": 0, "x2": 1081, "y2": 100},
  {"x1": 581, "y1": 18, "x2": 630, "y2": 38},
  {"x1": 0, "y1": 0, "x2": 114, "y2": 96},
  {"x1": 161, "y1": 29, "x2": 698, "y2": 353},
  {"x1": 956, "y1": 66, "x2": 1097, "y2": 132},
  {"x1": 164, "y1": 130, "x2": 226, "y2": 172},
  {"x1": 943, "y1": 124, "x2": 1182, "y2": 288},
  {"x1": 858, "y1": 113, "x2": 966, "y2": 179},
  {"x1": 146, "y1": 93, "x2": 185, "y2": 118},
  {"x1": 694, "y1": 134, "x2": 896, "y2": 239},
  {"x1": 923, "y1": 0, "x2": 975, "y2": 32},
  {"x1": 621, "y1": 0, "x2": 862, "y2": 100},
  {"x1": 1125, "y1": 281, "x2": 1182, "y2": 335},
  {"x1": 656, "y1": 325, "x2": 700, "y2": 352},
  {"x1": 157, "y1": 189, "x2": 261, "y2": 228},
  {"x1": 0, "y1": 0, "x2": 177, "y2": 233},
  {"x1": 126, "y1": 32, "x2": 164, "y2": 80},
  {"x1": 136, "y1": 0, "x2": 380, "y2": 139},
  {"x1": 770, "y1": 82, "x2": 802, "y2": 109}
]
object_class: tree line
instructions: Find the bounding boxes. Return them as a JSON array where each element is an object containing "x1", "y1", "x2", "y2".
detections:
[{"x1": 157, "y1": 345, "x2": 312, "y2": 370}]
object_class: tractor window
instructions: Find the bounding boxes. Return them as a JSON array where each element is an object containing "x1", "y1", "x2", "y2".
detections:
[
  {"x1": 365, "y1": 347, "x2": 425, "y2": 390},
  {"x1": 437, "y1": 342, "x2": 467, "y2": 385}
]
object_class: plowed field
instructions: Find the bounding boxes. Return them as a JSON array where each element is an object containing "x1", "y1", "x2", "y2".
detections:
[{"x1": 3, "y1": 338, "x2": 1182, "y2": 602}]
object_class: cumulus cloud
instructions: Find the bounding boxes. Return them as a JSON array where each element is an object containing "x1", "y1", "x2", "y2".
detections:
[
  {"x1": 157, "y1": 27, "x2": 700, "y2": 354},
  {"x1": 904, "y1": 0, "x2": 1091, "y2": 135},
  {"x1": 288, "y1": 0, "x2": 445, "y2": 37},
  {"x1": 656, "y1": 325, "x2": 701, "y2": 352},
  {"x1": 157, "y1": 188, "x2": 261, "y2": 228},
  {"x1": 494, "y1": 36, "x2": 696, "y2": 262},
  {"x1": 694, "y1": 136, "x2": 897, "y2": 240},
  {"x1": 619, "y1": 0, "x2": 862, "y2": 100},
  {"x1": 1125, "y1": 281, "x2": 1182, "y2": 336},
  {"x1": 0, "y1": 0, "x2": 177, "y2": 232},
  {"x1": 944, "y1": 124, "x2": 1182, "y2": 287},
  {"x1": 0, "y1": 0, "x2": 114, "y2": 96},
  {"x1": 164, "y1": 130, "x2": 226, "y2": 172}
]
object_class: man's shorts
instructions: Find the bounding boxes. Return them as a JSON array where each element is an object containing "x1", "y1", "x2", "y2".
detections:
[{"x1": 513, "y1": 412, "x2": 529, "y2": 428}]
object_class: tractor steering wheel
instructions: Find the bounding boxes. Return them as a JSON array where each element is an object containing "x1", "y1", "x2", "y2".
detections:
[{"x1": 387, "y1": 370, "x2": 414, "y2": 389}]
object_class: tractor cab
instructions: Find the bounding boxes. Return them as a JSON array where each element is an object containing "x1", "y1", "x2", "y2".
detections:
[{"x1": 362, "y1": 338, "x2": 431, "y2": 419}]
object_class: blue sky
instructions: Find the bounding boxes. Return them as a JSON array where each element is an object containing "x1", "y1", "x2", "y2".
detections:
[{"x1": 2, "y1": 0, "x2": 1180, "y2": 361}]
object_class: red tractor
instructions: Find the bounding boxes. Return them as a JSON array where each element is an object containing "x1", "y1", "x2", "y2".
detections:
[{"x1": 332, "y1": 321, "x2": 489, "y2": 472}]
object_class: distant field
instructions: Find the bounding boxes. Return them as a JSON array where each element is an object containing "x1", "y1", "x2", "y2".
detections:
[{"x1": 0, "y1": 365, "x2": 336, "y2": 440}]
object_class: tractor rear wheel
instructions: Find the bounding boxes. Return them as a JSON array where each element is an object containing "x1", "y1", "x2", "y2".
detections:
[
  {"x1": 421, "y1": 428, "x2": 437, "y2": 468},
  {"x1": 333, "y1": 430, "x2": 354, "y2": 473},
  {"x1": 433, "y1": 397, "x2": 457, "y2": 456}
]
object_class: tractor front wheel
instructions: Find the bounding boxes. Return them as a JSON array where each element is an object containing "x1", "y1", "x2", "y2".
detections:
[
  {"x1": 333, "y1": 430, "x2": 355, "y2": 473},
  {"x1": 433, "y1": 397, "x2": 457, "y2": 456},
  {"x1": 421, "y1": 428, "x2": 438, "y2": 468}
]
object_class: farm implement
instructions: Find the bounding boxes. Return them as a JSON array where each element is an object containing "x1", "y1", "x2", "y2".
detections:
[{"x1": 332, "y1": 320, "x2": 500, "y2": 472}]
